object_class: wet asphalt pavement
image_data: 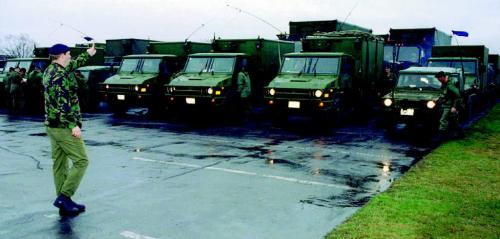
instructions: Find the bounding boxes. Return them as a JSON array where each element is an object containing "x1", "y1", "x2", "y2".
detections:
[{"x1": 0, "y1": 109, "x2": 433, "y2": 239}]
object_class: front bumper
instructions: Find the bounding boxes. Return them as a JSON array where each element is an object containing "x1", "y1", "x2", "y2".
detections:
[{"x1": 264, "y1": 97, "x2": 336, "y2": 114}]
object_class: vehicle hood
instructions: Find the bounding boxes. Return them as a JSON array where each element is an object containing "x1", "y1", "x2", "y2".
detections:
[
  {"x1": 385, "y1": 88, "x2": 442, "y2": 101},
  {"x1": 267, "y1": 74, "x2": 336, "y2": 90},
  {"x1": 169, "y1": 73, "x2": 232, "y2": 87},
  {"x1": 103, "y1": 73, "x2": 156, "y2": 85}
]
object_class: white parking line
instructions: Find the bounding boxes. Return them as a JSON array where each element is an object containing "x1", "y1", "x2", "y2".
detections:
[
  {"x1": 120, "y1": 230, "x2": 159, "y2": 239},
  {"x1": 132, "y1": 157, "x2": 351, "y2": 190}
]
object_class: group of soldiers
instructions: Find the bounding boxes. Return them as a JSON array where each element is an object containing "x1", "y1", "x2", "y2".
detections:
[
  {"x1": 4, "y1": 66, "x2": 44, "y2": 113},
  {"x1": 3, "y1": 67, "x2": 88, "y2": 114}
]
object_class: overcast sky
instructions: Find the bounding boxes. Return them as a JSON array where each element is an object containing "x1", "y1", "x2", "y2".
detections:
[{"x1": 1, "y1": 0, "x2": 499, "y2": 53}]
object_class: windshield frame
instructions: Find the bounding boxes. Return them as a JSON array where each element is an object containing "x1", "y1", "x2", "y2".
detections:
[
  {"x1": 427, "y1": 60, "x2": 477, "y2": 74},
  {"x1": 397, "y1": 46, "x2": 421, "y2": 63},
  {"x1": 396, "y1": 73, "x2": 443, "y2": 90},
  {"x1": 141, "y1": 58, "x2": 163, "y2": 73},
  {"x1": 280, "y1": 56, "x2": 340, "y2": 75},
  {"x1": 183, "y1": 56, "x2": 236, "y2": 74},
  {"x1": 118, "y1": 58, "x2": 141, "y2": 74}
]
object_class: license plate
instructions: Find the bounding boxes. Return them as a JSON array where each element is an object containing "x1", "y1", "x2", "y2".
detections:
[
  {"x1": 186, "y1": 98, "x2": 196, "y2": 104},
  {"x1": 117, "y1": 94, "x2": 125, "y2": 100},
  {"x1": 288, "y1": 101, "x2": 300, "y2": 109},
  {"x1": 400, "y1": 108, "x2": 414, "y2": 116}
]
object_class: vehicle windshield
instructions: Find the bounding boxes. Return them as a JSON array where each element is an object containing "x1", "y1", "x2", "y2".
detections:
[
  {"x1": 384, "y1": 46, "x2": 395, "y2": 62},
  {"x1": 119, "y1": 58, "x2": 140, "y2": 73},
  {"x1": 4, "y1": 61, "x2": 18, "y2": 71},
  {"x1": 18, "y1": 61, "x2": 31, "y2": 70},
  {"x1": 396, "y1": 73, "x2": 442, "y2": 89},
  {"x1": 80, "y1": 71, "x2": 90, "y2": 81},
  {"x1": 427, "y1": 60, "x2": 477, "y2": 74},
  {"x1": 397, "y1": 46, "x2": 420, "y2": 63},
  {"x1": 281, "y1": 57, "x2": 340, "y2": 74},
  {"x1": 141, "y1": 58, "x2": 162, "y2": 73},
  {"x1": 184, "y1": 57, "x2": 235, "y2": 73}
]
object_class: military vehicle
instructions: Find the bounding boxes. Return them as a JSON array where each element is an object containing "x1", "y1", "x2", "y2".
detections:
[
  {"x1": 104, "y1": 39, "x2": 153, "y2": 67},
  {"x1": 427, "y1": 45, "x2": 489, "y2": 94},
  {"x1": 277, "y1": 20, "x2": 372, "y2": 52},
  {"x1": 488, "y1": 54, "x2": 500, "y2": 95},
  {"x1": 427, "y1": 45, "x2": 490, "y2": 114},
  {"x1": 166, "y1": 38, "x2": 294, "y2": 116},
  {"x1": 0, "y1": 57, "x2": 50, "y2": 107},
  {"x1": 264, "y1": 31, "x2": 384, "y2": 124},
  {"x1": 0, "y1": 55, "x2": 7, "y2": 72},
  {"x1": 100, "y1": 41, "x2": 211, "y2": 114},
  {"x1": 277, "y1": 20, "x2": 372, "y2": 41},
  {"x1": 76, "y1": 66, "x2": 115, "y2": 111},
  {"x1": 384, "y1": 28, "x2": 451, "y2": 71},
  {"x1": 382, "y1": 67, "x2": 465, "y2": 131}
]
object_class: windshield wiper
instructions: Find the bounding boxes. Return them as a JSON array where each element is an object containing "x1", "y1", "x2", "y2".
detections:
[
  {"x1": 298, "y1": 69, "x2": 304, "y2": 76},
  {"x1": 198, "y1": 59, "x2": 211, "y2": 75},
  {"x1": 298, "y1": 59, "x2": 307, "y2": 76},
  {"x1": 311, "y1": 58, "x2": 319, "y2": 77}
]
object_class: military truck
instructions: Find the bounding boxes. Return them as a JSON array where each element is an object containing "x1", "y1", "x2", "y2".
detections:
[
  {"x1": 277, "y1": 20, "x2": 372, "y2": 52},
  {"x1": 426, "y1": 45, "x2": 490, "y2": 114},
  {"x1": 166, "y1": 38, "x2": 294, "y2": 116},
  {"x1": 488, "y1": 54, "x2": 500, "y2": 95},
  {"x1": 100, "y1": 41, "x2": 211, "y2": 114},
  {"x1": 264, "y1": 31, "x2": 384, "y2": 124},
  {"x1": 382, "y1": 67, "x2": 465, "y2": 132},
  {"x1": 0, "y1": 57, "x2": 50, "y2": 108},
  {"x1": 277, "y1": 20, "x2": 372, "y2": 41},
  {"x1": 384, "y1": 28, "x2": 451, "y2": 71},
  {"x1": 104, "y1": 39, "x2": 153, "y2": 67},
  {"x1": 427, "y1": 45, "x2": 489, "y2": 94},
  {"x1": 76, "y1": 66, "x2": 115, "y2": 111}
]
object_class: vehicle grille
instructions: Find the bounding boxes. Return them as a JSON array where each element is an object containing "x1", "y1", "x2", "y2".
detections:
[
  {"x1": 273, "y1": 89, "x2": 312, "y2": 99},
  {"x1": 106, "y1": 85, "x2": 133, "y2": 94},
  {"x1": 171, "y1": 86, "x2": 206, "y2": 97},
  {"x1": 397, "y1": 99, "x2": 425, "y2": 109}
]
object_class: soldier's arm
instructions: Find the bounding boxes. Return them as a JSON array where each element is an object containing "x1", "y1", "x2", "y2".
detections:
[
  {"x1": 53, "y1": 71, "x2": 80, "y2": 129},
  {"x1": 65, "y1": 52, "x2": 90, "y2": 72}
]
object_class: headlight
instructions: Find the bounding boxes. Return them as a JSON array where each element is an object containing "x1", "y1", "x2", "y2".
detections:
[
  {"x1": 215, "y1": 90, "x2": 221, "y2": 95},
  {"x1": 314, "y1": 90, "x2": 323, "y2": 98},
  {"x1": 269, "y1": 88, "x2": 276, "y2": 96},
  {"x1": 383, "y1": 98, "x2": 393, "y2": 107},
  {"x1": 105, "y1": 84, "x2": 109, "y2": 89},
  {"x1": 207, "y1": 87, "x2": 213, "y2": 95},
  {"x1": 426, "y1": 100, "x2": 436, "y2": 109},
  {"x1": 134, "y1": 85, "x2": 139, "y2": 92},
  {"x1": 140, "y1": 88, "x2": 147, "y2": 93}
]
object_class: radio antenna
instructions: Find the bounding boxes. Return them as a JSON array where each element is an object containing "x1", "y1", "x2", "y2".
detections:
[
  {"x1": 48, "y1": 18, "x2": 94, "y2": 42},
  {"x1": 226, "y1": 4, "x2": 284, "y2": 65},
  {"x1": 338, "y1": 0, "x2": 362, "y2": 31}
]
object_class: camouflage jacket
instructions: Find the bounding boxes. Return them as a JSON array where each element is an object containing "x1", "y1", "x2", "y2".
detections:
[
  {"x1": 43, "y1": 52, "x2": 90, "y2": 129},
  {"x1": 441, "y1": 79, "x2": 461, "y2": 109}
]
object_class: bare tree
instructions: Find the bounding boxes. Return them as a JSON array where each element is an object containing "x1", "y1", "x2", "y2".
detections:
[{"x1": 0, "y1": 34, "x2": 37, "y2": 58}]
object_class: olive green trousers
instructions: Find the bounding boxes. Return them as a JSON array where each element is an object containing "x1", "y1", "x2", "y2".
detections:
[
  {"x1": 46, "y1": 127, "x2": 89, "y2": 197},
  {"x1": 439, "y1": 107, "x2": 459, "y2": 131}
]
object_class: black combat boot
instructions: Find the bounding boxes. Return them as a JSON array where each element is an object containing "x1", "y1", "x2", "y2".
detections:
[
  {"x1": 53, "y1": 194, "x2": 80, "y2": 216},
  {"x1": 70, "y1": 198, "x2": 86, "y2": 212}
]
